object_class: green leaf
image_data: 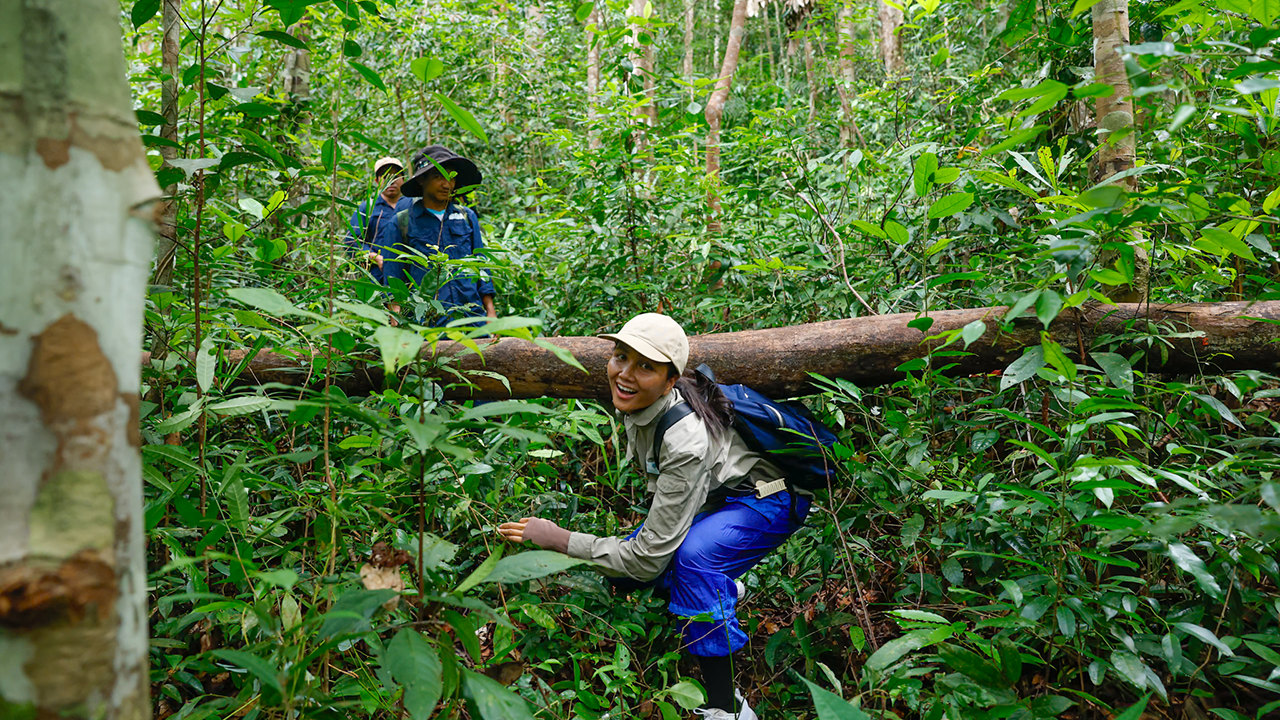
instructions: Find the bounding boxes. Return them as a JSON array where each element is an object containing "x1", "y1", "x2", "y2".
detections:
[
  {"x1": 575, "y1": 2, "x2": 595, "y2": 22},
  {"x1": 1167, "y1": 543, "x2": 1224, "y2": 599},
  {"x1": 454, "y1": 545, "x2": 504, "y2": 594},
  {"x1": 933, "y1": 167, "x2": 961, "y2": 184},
  {"x1": 1070, "y1": 0, "x2": 1104, "y2": 16},
  {"x1": 1263, "y1": 187, "x2": 1280, "y2": 215},
  {"x1": 1041, "y1": 337, "x2": 1077, "y2": 382},
  {"x1": 1115, "y1": 695, "x2": 1151, "y2": 720},
  {"x1": 1036, "y1": 290, "x2": 1063, "y2": 328},
  {"x1": 927, "y1": 192, "x2": 974, "y2": 218},
  {"x1": 321, "y1": 138, "x2": 340, "y2": 172},
  {"x1": 1199, "y1": 227, "x2": 1258, "y2": 261},
  {"x1": 1056, "y1": 606, "x2": 1077, "y2": 638},
  {"x1": 226, "y1": 287, "x2": 308, "y2": 317},
  {"x1": 484, "y1": 551, "x2": 587, "y2": 584},
  {"x1": 801, "y1": 676, "x2": 872, "y2": 719},
  {"x1": 1000, "y1": 346, "x2": 1045, "y2": 391},
  {"x1": 1091, "y1": 352, "x2": 1134, "y2": 393},
  {"x1": 1111, "y1": 651, "x2": 1149, "y2": 690},
  {"x1": 913, "y1": 152, "x2": 939, "y2": 197},
  {"x1": 664, "y1": 680, "x2": 705, "y2": 711},
  {"x1": 256, "y1": 30, "x2": 308, "y2": 49},
  {"x1": 885, "y1": 220, "x2": 909, "y2": 245},
  {"x1": 434, "y1": 93, "x2": 489, "y2": 145},
  {"x1": 996, "y1": 637, "x2": 1023, "y2": 685},
  {"x1": 195, "y1": 337, "x2": 215, "y2": 393},
  {"x1": 1253, "y1": 0, "x2": 1280, "y2": 25},
  {"x1": 373, "y1": 325, "x2": 422, "y2": 375},
  {"x1": 349, "y1": 61, "x2": 387, "y2": 91},
  {"x1": 410, "y1": 57, "x2": 445, "y2": 84},
  {"x1": 131, "y1": 0, "x2": 160, "y2": 29},
  {"x1": 385, "y1": 630, "x2": 443, "y2": 720},
  {"x1": 1192, "y1": 392, "x2": 1244, "y2": 428},
  {"x1": 462, "y1": 670, "x2": 536, "y2": 720},
  {"x1": 411, "y1": 532, "x2": 459, "y2": 572},
  {"x1": 961, "y1": 320, "x2": 987, "y2": 348},
  {"x1": 210, "y1": 649, "x2": 284, "y2": 695},
  {"x1": 318, "y1": 589, "x2": 399, "y2": 639},
  {"x1": 208, "y1": 396, "x2": 271, "y2": 416},
  {"x1": 1003, "y1": 289, "x2": 1042, "y2": 323},
  {"x1": 460, "y1": 400, "x2": 556, "y2": 420},
  {"x1": 937, "y1": 643, "x2": 1010, "y2": 688},
  {"x1": 865, "y1": 630, "x2": 935, "y2": 671},
  {"x1": 851, "y1": 220, "x2": 887, "y2": 239},
  {"x1": 221, "y1": 475, "x2": 249, "y2": 533},
  {"x1": 890, "y1": 609, "x2": 949, "y2": 623},
  {"x1": 1174, "y1": 621, "x2": 1235, "y2": 656},
  {"x1": 343, "y1": 39, "x2": 362, "y2": 57}
]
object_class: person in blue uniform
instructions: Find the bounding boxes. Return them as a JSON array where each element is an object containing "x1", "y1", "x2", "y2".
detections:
[
  {"x1": 380, "y1": 146, "x2": 496, "y2": 324},
  {"x1": 344, "y1": 156, "x2": 412, "y2": 284}
]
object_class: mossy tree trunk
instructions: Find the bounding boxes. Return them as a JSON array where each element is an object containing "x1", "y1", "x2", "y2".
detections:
[{"x1": 0, "y1": 0, "x2": 157, "y2": 716}]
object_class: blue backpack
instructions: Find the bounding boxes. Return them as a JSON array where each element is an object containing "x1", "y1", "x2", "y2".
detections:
[{"x1": 652, "y1": 365, "x2": 840, "y2": 493}]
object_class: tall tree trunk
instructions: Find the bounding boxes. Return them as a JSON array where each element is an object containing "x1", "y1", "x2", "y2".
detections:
[
  {"x1": 877, "y1": 0, "x2": 905, "y2": 77},
  {"x1": 151, "y1": 0, "x2": 181, "y2": 290},
  {"x1": 526, "y1": 1, "x2": 546, "y2": 60},
  {"x1": 0, "y1": 0, "x2": 157, "y2": 715},
  {"x1": 586, "y1": 7, "x2": 603, "y2": 150},
  {"x1": 835, "y1": 2, "x2": 859, "y2": 146},
  {"x1": 628, "y1": 0, "x2": 657, "y2": 139},
  {"x1": 805, "y1": 32, "x2": 818, "y2": 124},
  {"x1": 683, "y1": 0, "x2": 697, "y2": 98},
  {"x1": 1092, "y1": 0, "x2": 1149, "y2": 301},
  {"x1": 705, "y1": 0, "x2": 751, "y2": 230}
]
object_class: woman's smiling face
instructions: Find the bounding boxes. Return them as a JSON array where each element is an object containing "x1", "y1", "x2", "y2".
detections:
[{"x1": 607, "y1": 342, "x2": 677, "y2": 413}]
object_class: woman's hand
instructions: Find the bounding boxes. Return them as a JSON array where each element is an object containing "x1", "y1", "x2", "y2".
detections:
[
  {"x1": 498, "y1": 518, "x2": 531, "y2": 544},
  {"x1": 498, "y1": 517, "x2": 571, "y2": 553}
]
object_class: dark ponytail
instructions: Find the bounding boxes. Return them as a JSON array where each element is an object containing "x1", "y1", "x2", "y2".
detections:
[{"x1": 671, "y1": 368, "x2": 734, "y2": 437}]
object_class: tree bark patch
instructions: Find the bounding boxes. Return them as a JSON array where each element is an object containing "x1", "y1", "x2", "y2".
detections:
[
  {"x1": 0, "y1": 551, "x2": 117, "y2": 629},
  {"x1": 19, "y1": 314, "x2": 118, "y2": 425}
]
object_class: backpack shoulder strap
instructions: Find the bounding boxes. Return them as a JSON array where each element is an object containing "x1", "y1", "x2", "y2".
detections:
[
  {"x1": 396, "y1": 209, "x2": 410, "y2": 245},
  {"x1": 651, "y1": 403, "x2": 695, "y2": 472}
]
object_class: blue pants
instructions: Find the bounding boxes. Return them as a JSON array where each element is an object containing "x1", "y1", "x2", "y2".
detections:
[{"x1": 614, "y1": 491, "x2": 810, "y2": 657}]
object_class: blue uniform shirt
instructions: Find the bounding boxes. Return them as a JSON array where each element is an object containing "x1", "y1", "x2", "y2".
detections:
[
  {"x1": 345, "y1": 193, "x2": 412, "y2": 284},
  {"x1": 380, "y1": 201, "x2": 496, "y2": 323}
]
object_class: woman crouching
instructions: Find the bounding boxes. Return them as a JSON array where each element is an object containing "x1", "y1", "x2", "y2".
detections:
[{"x1": 499, "y1": 313, "x2": 810, "y2": 720}]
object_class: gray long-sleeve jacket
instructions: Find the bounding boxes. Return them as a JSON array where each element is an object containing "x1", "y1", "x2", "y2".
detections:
[{"x1": 564, "y1": 388, "x2": 784, "y2": 581}]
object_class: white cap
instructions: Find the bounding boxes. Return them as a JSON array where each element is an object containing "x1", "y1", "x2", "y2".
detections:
[
  {"x1": 373, "y1": 157, "x2": 403, "y2": 175},
  {"x1": 599, "y1": 313, "x2": 689, "y2": 376}
]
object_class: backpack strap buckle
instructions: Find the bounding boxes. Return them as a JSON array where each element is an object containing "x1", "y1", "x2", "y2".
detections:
[{"x1": 754, "y1": 479, "x2": 787, "y2": 499}]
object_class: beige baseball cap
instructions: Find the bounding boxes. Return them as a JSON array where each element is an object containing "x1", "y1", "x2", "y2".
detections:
[
  {"x1": 373, "y1": 157, "x2": 403, "y2": 175},
  {"x1": 599, "y1": 313, "x2": 689, "y2": 376}
]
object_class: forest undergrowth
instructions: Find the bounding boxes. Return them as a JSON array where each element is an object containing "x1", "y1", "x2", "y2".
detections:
[{"x1": 118, "y1": 0, "x2": 1280, "y2": 718}]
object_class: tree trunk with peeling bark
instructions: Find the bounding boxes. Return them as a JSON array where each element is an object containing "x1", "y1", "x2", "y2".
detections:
[
  {"x1": 160, "y1": 301, "x2": 1280, "y2": 401},
  {"x1": 0, "y1": 0, "x2": 157, "y2": 716},
  {"x1": 628, "y1": 0, "x2": 657, "y2": 143},
  {"x1": 705, "y1": 0, "x2": 750, "y2": 230},
  {"x1": 586, "y1": 6, "x2": 602, "y2": 150},
  {"x1": 151, "y1": 0, "x2": 180, "y2": 290},
  {"x1": 877, "y1": 0, "x2": 905, "y2": 77},
  {"x1": 683, "y1": 0, "x2": 696, "y2": 98},
  {"x1": 834, "y1": 2, "x2": 859, "y2": 146},
  {"x1": 1092, "y1": 0, "x2": 1149, "y2": 302}
]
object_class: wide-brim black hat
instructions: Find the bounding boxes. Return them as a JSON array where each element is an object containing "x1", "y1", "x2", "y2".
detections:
[{"x1": 400, "y1": 145, "x2": 482, "y2": 197}]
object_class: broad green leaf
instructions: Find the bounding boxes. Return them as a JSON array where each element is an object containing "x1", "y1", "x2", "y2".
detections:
[
  {"x1": 1041, "y1": 337, "x2": 1077, "y2": 382},
  {"x1": 210, "y1": 649, "x2": 284, "y2": 695},
  {"x1": 1056, "y1": 606, "x2": 1077, "y2": 638},
  {"x1": 889, "y1": 609, "x2": 949, "y2": 623},
  {"x1": 1167, "y1": 543, "x2": 1224, "y2": 598},
  {"x1": 801, "y1": 677, "x2": 872, "y2": 719},
  {"x1": 1111, "y1": 651, "x2": 1148, "y2": 690},
  {"x1": 1115, "y1": 695, "x2": 1152, "y2": 720},
  {"x1": 1263, "y1": 187, "x2": 1280, "y2": 215},
  {"x1": 851, "y1": 220, "x2": 887, "y2": 239},
  {"x1": 961, "y1": 320, "x2": 986, "y2": 348},
  {"x1": 937, "y1": 643, "x2": 1010, "y2": 688},
  {"x1": 1200, "y1": 227, "x2": 1258, "y2": 261},
  {"x1": 913, "y1": 152, "x2": 938, "y2": 197},
  {"x1": 131, "y1": 0, "x2": 160, "y2": 29},
  {"x1": 865, "y1": 629, "x2": 935, "y2": 671},
  {"x1": 434, "y1": 93, "x2": 489, "y2": 144},
  {"x1": 1003, "y1": 289, "x2": 1041, "y2": 323},
  {"x1": 1000, "y1": 346, "x2": 1045, "y2": 390},
  {"x1": 574, "y1": 2, "x2": 595, "y2": 22},
  {"x1": 933, "y1": 167, "x2": 961, "y2": 183},
  {"x1": 349, "y1": 61, "x2": 387, "y2": 91},
  {"x1": 664, "y1": 680, "x2": 705, "y2": 711},
  {"x1": 195, "y1": 337, "x2": 215, "y2": 393},
  {"x1": 1091, "y1": 352, "x2": 1134, "y2": 393},
  {"x1": 411, "y1": 532, "x2": 459, "y2": 572},
  {"x1": 460, "y1": 400, "x2": 556, "y2": 420},
  {"x1": 1036, "y1": 290, "x2": 1063, "y2": 328},
  {"x1": 484, "y1": 551, "x2": 587, "y2": 584},
  {"x1": 321, "y1": 138, "x2": 340, "y2": 172},
  {"x1": 1174, "y1": 621, "x2": 1234, "y2": 656},
  {"x1": 462, "y1": 670, "x2": 536, "y2": 720},
  {"x1": 221, "y1": 475, "x2": 249, "y2": 533},
  {"x1": 385, "y1": 629, "x2": 443, "y2": 720},
  {"x1": 1070, "y1": 0, "x2": 1103, "y2": 16},
  {"x1": 318, "y1": 589, "x2": 399, "y2": 639},
  {"x1": 1192, "y1": 392, "x2": 1244, "y2": 428},
  {"x1": 256, "y1": 30, "x2": 308, "y2": 49},
  {"x1": 996, "y1": 637, "x2": 1022, "y2": 685},
  {"x1": 410, "y1": 57, "x2": 445, "y2": 84},
  {"x1": 885, "y1": 220, "x2": 909, "y2": 245},
  {"x1": 454, "y1": 545, "x2": 503, "y2": 594},
  {"x1": 208, "y1": 396, "x2": 271, "y2": 416},
  {"x1": 373, "y1": 325, "x2": 422, "y2": 375},
  {"x1": 226, "y1": 286, "x2": 308, "y2": 317},
  {"x1": 1253, "y1": 0, "x2": 1279, "y2": 25},
  {"x1": 927, "y1": 192, "x2": 974, "y2": 219}
]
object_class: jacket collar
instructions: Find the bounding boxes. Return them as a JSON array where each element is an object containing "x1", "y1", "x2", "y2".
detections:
[{"x1": 623, "y1": 387, "x2": 682, "y2": 430}]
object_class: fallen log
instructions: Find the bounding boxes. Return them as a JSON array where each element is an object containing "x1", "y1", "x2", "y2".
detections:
[{"x1": 141, "y1": 301, "x2": 1280, "y2": 401}]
